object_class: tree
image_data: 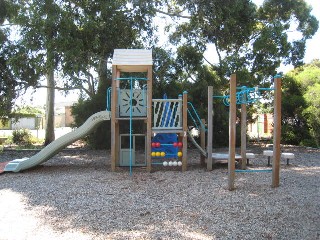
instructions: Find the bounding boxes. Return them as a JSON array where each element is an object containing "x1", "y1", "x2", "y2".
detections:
[
  {"x1": 283, "y1": 60, "x2": 320, "y2": 147},
  {"x1": 297, "y1": 60, "x2": 320, "y2": 146},
  {"x1": 6, "y1": 0, "x2": 156, "y2": 146},
  {"x1": 0, "y1": 0, "x2": 38, "y2": 119},
  {"x1": 9, "y1": 0, "x2": 74, "y2": 144},
  {"x1": 69, "y1": 1, "x2": 157, "y2": 148},
  {"x1": 157, "y1": 0, "x2": 318, "y2": 82},
  {"x1": 281, "y1": 75, "x2": 311, "y2": 145}
]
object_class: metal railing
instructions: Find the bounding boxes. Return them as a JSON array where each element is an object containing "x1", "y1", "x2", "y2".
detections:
[{"x1": 187, "y1": 102, "x2": 207, "y2": 132}]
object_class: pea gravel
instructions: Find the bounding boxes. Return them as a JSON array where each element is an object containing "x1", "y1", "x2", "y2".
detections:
[{"x1": 0, "y1": 146, "x2": 319, "y2": 240}]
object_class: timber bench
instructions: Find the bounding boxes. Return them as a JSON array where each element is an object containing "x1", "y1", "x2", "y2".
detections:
[
  {"x1": 281, "y1": 152, "x2": 295, "y2": 165},
  {"x1": 245, "y1": 153, "x2": 255, "y2": 165},
  {"x1": 263, "y1": 150, "x2": 295, "y2": 166}
]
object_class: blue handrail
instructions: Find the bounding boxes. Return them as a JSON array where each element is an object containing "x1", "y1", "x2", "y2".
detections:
[
  {"x1": 187, "y1": 102, "x2": 207, "y2": 132},
  {"x1": 213, "y1": 86, "x2": 275, "y2": 106},
  {"x1": 106, "y1": 87, "x2": 112, "y2": 111},
  {"x1": 116, "y1": 77, "x2": 148, "y2": 81}
]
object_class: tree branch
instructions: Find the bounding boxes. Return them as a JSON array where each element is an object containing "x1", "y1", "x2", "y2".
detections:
[
  {"x1": 0, "y1": 23, "x2": 19, "y2": 27},
  {"x1": 37, "y1": 85, "x2": 80, "y2": 91},
  {"x1": 203, "y1": 56, "x2": 215, "y2": 68},
  {"x1": 214, "y1": 43, "x2": 222, "y2": 65},
  {"x1": 155, "y1": 9, "x2": 191, "y2": 19},
  {"x1": 36, "y1": 85, "x2": 94, "y2": 98}
]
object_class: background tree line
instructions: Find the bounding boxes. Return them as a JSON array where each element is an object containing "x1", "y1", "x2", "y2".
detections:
[{"x1": 0, "y1": 0, "x2": 319, "y2": 148}]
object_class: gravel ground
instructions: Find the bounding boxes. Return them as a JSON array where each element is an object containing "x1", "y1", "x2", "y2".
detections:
[{"x1": 0, "y1": 146, "x2": 319, "y2": 240}]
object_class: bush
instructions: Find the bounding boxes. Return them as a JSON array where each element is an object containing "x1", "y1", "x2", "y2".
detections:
[
  {"x1": 299, "y1": 138, "x2": 317, "y2": 148},
  {"x1": 72, "y1": 91, "x2": 110, "y2": 149},
  {"x1": 12, "y1": 129, "x2": 33, "y2": 146}
]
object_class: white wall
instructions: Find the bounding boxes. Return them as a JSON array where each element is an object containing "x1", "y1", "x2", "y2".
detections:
[{"x1": 11, "y1": 118, "x2": 36, "y2": 130}]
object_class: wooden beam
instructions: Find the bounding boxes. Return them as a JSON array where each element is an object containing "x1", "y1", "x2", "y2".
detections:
[
  {"x1": 146, "y1": 66, "x2": 153, "y2": 172},
  {"x1": 228, "y1": 74, "x2": 237, "y2": 191},
  {"x1": 207, "y1": 86, "x2": 213, "y2": 170},
  {"x1": 200, "y1": 119, "x2": 206, "y2": 166},
  {"x1": 182, "y1": 91, "x2": 188, "y2": 171},
  {"x1": 272, "y1": 76, "x2": 282, "y2": 187},
  {"x1": 111, "y1": 66, "x2": 117, "y2": 171}
]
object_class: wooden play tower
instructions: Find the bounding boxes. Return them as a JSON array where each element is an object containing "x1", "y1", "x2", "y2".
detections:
[{"x1": 110, "y1": 49, "x2": 187, "y2": 173}]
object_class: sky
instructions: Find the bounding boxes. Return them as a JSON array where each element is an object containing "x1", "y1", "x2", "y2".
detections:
[{"x1": 16, "y1": 0, "x2": 320, "y2": 107}]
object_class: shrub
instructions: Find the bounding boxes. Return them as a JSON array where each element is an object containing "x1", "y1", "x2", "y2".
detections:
[
  {"x1": 12, "y1": 129, "x2": 33, "y2": 146},
  {"x1": 299, "y1": 139, "x2": 317, "y2": 148}
]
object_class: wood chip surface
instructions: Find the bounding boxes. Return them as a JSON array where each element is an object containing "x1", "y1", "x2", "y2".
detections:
[{"x1": 0, "y1": 146, "x2": 319, "y2": 239}]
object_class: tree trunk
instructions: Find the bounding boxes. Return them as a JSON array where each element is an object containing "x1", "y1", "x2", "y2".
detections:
[
  {"x1": 97, "y1": 57, "x2": 109, "y2": 95},
  {"x1": 44, "y1": 69, "x2": 55, "y2": 145}
]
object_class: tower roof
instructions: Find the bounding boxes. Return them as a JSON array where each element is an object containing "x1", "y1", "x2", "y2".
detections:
[{"x1": 112, "y1": 49, "x2": 152, "y2": 72}]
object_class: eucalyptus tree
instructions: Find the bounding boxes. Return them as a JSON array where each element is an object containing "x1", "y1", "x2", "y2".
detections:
[
  {"x1": 8, "y1": 0, "x2": 76, "y2": 144},
  {"x1": 150, "y1": 0, "x2": 318, "y2": 146},
  {"x1": 62, "y1": 0, "x2": 157, "y2": 148},
  {"x1": 60, "y1": 0, "x2": 156, "y2": 96},
  {"x1": 0, "y1": 0, "x2": 38, "y2": 119},
  {"x1": 156, "y1": 0, "x2": 318, "y2": 84},
  {"x1": 7, "y1": 0, "x2": 156, "y2": 145}
]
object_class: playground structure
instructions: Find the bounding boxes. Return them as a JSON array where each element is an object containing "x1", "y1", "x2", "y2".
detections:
[
  {"x1": 0, "y1": 49, "x2": 193, "y2": 174},
  {"x1": 0, "y1": 49, "x2": 286, "y2": 190},
  {"x1": 209, "y1": 74, "x2": 283, "y2": 190},
  {"x1": 109, "y1": 49, "x2": 188, "y2": 173}
]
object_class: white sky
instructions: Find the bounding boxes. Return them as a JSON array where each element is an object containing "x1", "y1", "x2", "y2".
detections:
[{"x1": 16, "y1": 0, "x2": 320, "y2": 107}]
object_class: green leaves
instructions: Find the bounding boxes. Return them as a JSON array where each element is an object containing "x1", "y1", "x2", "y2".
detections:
[{"x1": 282, "y1": 60, "x2": 320, "y2": 147}]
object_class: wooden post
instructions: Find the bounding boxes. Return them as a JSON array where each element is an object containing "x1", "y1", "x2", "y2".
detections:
[
  {"x1": 111, "y1": 65, "x2": 117, "y2": 172},
  {"x1": 272, "y1": 75, "x2": 282, "y2": 187},
  {"x1": 228, "y1": 74, "x2": 237, "y2": 191},
  {"x1": 182, "y1": 91, "x2": 188, "y2": 171},
  {"x1": 146, "y1": 66, "x2": 153, "y2": 172},
  {"x1": 207, "y1": 86, "x2": 213, "y2": 170},
  {"x1": 200, "y1": 119, "x2": 206, "y2": 166},
  {"x1": 240, "y1": 87, "x2": 247, "y2": 170}
]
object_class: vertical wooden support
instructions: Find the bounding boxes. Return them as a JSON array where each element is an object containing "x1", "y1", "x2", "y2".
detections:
[
  {"x1": 182, "y1": 91, "x2": 188, "y2": 171},
  {"x1": 228, "y1": 74, "x2": 237, "y2": 191},
  {"x1": 207, "y1": 86, "x2": 213, "y2": 170},
  {"x1": 111, "y1": 66, "x2": 117, "y2": 172},
  {"x1": 240, "y1": 87, "x2": 247, "y2": 170},
  {"x1": 178, "y1": 94, "x2": 183, "y2": 167},
  {"x1": 200, "y1": 119, "x2": 206, "y2": 166},
  {"x1": 146, "y1": 66, "x2": 153, "y2": 172},
  {"x1": 272, "y1": 76, "x2": 282, "y2": 187}
]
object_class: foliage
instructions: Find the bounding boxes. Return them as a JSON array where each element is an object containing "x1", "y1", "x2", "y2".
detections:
[
  {"x1": 0, "y1": 0, "x2": 39, "y2": 118},
  {"x1": 2, "y1": 0, "x2": 319, "y2": 148},
  {"x1": 3, "y1": 0, "x2": 157, "y2": 145},
  {"x1": 71, "y1": 91, "x2": 109, "y2": 149},
  {"x1": 165, "y1": 0, "x2": 318, "y2": 81},
  {"x1": 12, "y1": 129, "x2": 33, "y2": 146},
  {"x1": 10, "y1": 106, "x2": 44, "y2": 118},
  {"x1": 282, "y1": 60, "x2": 320, "y2": 147},
  {"x1": 302, "y1": 82, "x2": 320, "y2": 146}
]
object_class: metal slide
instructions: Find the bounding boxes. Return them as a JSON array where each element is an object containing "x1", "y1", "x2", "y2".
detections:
[
  {"x1": 3, "y1": 111, "x2": 111, "y2": 173},
  {"x1": 187, "y1": 130, "x2": 207, "y2": 157}
]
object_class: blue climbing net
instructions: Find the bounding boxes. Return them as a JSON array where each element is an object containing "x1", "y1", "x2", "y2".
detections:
[{"x1": 213, "y1": 86, "x2": 274, "y2": 106}]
